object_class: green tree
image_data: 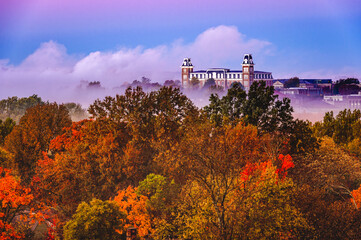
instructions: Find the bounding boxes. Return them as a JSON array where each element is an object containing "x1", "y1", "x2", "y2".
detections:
[
  {"x1": 64, "y1": 199, "x2": 125, "y2": 240},
  {"x1": 190, "y1": 77, "x2": 200, "y2": 89},
  {"x1": 203, "y1": 78, "x2": 216, "y2": 89},
  {"x1": 204, "y1": 83, "x2": 246, "y2": 125},
  {"x1": 284, "y1": 77, "x2": 300, "y2": 88},
  {"x1": 0, "y1": 118, "x2": 15, "y2": 145},
  {"x1": 204, "y1": 81, "x2": 294, "y2": 133},
  {"x1": 136, "y1": 174, "x2": 180, "y2": 239},
  {"x1": 0, "y1": 94, "x2": 43, "y2": 122},
  {"x1": 288, "y1": 119, "x2": 319, "y2": 155},
  {"x1": 63, "y1": 102, "x2": 88, "y2": 121},
  {"x1": 5, "y1": 103, "x2": 71, "y2": 183}
]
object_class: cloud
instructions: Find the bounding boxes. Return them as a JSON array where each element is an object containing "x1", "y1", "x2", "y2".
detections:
[{"x1": 0, "y1": 25, "x2": 273, "y2": 104}]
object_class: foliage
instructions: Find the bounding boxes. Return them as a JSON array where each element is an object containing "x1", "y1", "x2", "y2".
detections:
[
  {"x1": 136, "y1": 174, "x2": 180, "y2": 239},
  {"x1": 113, "y1": 186, "x2": 152, "y2": 238},
  {"x1": 234, "y1": 157, "x2": 311, "y2": 239},
  {"x1": 190, "y1": 77, "x2": 200, "y2": 89},
  {"x1": 288, "y1": 119, "x2": 319, "y2": 155},
  {"x1": 35, "y1": 119, "x2": 131, "y2": 217},
  {"x1": 296, "y1": 137, "x2": 361, "y2": 197},
  {"x1": 0, "y1": 118, "x2": 15, "y2": 146},
  {"x1": 88, "y1": 86, "x2": 198, "y2": 183},
  {"x1": 202, "y1": 78, "x2": 216, "y2": 89},
  {"x1": 4, "y1": 103, "x2": 71, "y2": 184},
  {"x1": 63, "y1": 102, "x2": 88, "y2": 121},
  {"x1": 313, "y1": 109, "x2": 361, "y2": 145},
  {"x1": 156, "y1": 121, "x2": 265, "y2": 239},
  {"x1": 0, "y1": 167, "x2": 35, "y2": 239},
  {"x1": 204, "y1": 81, "x2": 294, "y2": 134},
  {"x1": 0, "y1": 94, "x2": 43, "y2": 123},
  {"x1": 63, "y1": 198, "x2": 125, "y2": 240},
  {"x1": 333, "y1": 78, "x2": 360, "y2": 95},
  {"x1": 284, "y1": 77, "x2": 300, "y2": 88}
]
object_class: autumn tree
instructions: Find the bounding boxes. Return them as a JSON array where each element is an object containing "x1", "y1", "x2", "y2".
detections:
[
  {"x1": 4, "y1": 103, "x2": 71, "y2": 183},
  {"x1": 63, "y1": 199, "x2": 125, "y2": 240},
  {"x1": 88, "y1": 86, "x2": 198, "y2": 184},
  {"x1": 232, "y1": 156, "x2": 311, "y2": 239},
  {"x1": 113, "y1": 186, "x2": 153, "y2": 238},
  {"x1": 35, "y1": 119, "x2": 131, "y2": 217},
  {"x1": 0, "y1": 167, "x2": 37, "y2": 239},
  {"x1": 136, "y1": 174, "x2": 180, "y2": 239},
  {"x1": 155, "y1": 121, "x2": 265, "y2": 239},
  {"x1": 292, "y1": 137, "x2": 361, "y2": 200}
]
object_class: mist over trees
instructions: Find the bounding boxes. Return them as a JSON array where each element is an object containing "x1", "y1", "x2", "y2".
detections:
[{"x1": 2, "y1": 82, "x2": 361, "y2": 239}]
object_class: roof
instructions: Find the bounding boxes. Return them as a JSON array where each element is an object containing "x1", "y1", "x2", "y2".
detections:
[{"x1": 274, "y1": 79, "x2": 332, "y2": 84}]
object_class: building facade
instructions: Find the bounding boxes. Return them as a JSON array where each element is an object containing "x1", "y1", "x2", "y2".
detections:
[{"x1": 181, "y1": 54, "x2": 273, "y2": 90}]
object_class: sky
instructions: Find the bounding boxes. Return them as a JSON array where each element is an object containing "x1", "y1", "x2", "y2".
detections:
[{"x1": 0, "y1": 0, "x2": 361, "y2": 103}]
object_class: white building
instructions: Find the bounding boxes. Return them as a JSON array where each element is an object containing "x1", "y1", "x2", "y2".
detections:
[{"x1": 181, "y1": 54, "x2": 273, "y2": 90}]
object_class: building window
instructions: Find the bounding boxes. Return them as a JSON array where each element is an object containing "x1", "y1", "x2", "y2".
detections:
[
  {"x1": 183, "y1": 75, "x2": 187, "y2": 80},
  {"x1": 237, "y1": 74, "x2": 240, "y2": 78},
  {"x1": 245, "y1": 75, "x2": 248, "y2": 79},
  {"x1": 244, "y1": 68, "x2": 248, "y2": 73},
  {"x1": 183, "y1": 69, "x2": 186, "y2": 73}
]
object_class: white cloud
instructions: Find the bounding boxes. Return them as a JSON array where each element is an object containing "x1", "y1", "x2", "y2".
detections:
[{"x1": 0, "y1": 25, "x2": 272, "y2": 104}]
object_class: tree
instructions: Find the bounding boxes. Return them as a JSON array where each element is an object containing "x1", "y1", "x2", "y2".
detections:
[
  {"x1": 63, "y1": 199, "x2": 125, "y2": 240},
  {"x1": 5, "y1": 103, "x2": 71, "y2": 183},
  {"x1": 333, "y1": 78, "x2": 360, "y2": 95},
  {"x1": 203, "y1": 78, "x2": 216, "y2": 89},
  {"x1": 35, "y1": 120, "x2": 131, "y2": 217},
  {"x1": 0, "y1": 167, "x2": 37, "y2": 239},
  {"x1": 203, "y1": 83, "x2": 247, "y2": 126},
  {"x1": 0, "y1": 118, "x2": 15, "y2": 145},
  {"x1": 190, "y1": 77, "x2": 200, "y2": 89},
  {"x1": 155, "y1": 121, "x2": 265, "y2": 239},
  {"x1": 288, "y1": 119, "x2": 319, "y2": 155},
  {"x1": 313, "y1": 109, "x2": 361, "y2": 145},
  {"x1": 63, "y1": 103, "x2": 88, "y2": 121},
  {"x1": 88, "y1": 86, "x2": 198, "y2": 184},
  {"x1": 113, "y1": 186, "x2": 153, "y2": 238},
  {"x1": 233, "y1": 157, "x2": 311, "y2": 239},
  {"x1": 294, "y1": 137, "x2": 361, "y2": 198},
  {"x1": 136, "y1": 174, "x2": 180, "y2": 239},
  {"x1": 284, "y1": 77, "x2": 300, "y2": 88},
  {"x1": 0, "y1": 94, "x2": 43, "y2": 122},
  {"x1": 204, "y1": 81, "x2": 294, "y2": 133}
]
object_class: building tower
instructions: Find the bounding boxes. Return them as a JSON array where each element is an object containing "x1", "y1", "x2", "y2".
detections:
[
  {"x1": 242, "y1": 54, "x2": 254, "y2": 90},
  {"x1": 181, "y1": 58, "x2": 193, "y2": 88}
]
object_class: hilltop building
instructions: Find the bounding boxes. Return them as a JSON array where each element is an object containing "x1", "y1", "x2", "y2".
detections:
[{"x1": 181, "y1": 54, "x2": 273, "y2": 90}]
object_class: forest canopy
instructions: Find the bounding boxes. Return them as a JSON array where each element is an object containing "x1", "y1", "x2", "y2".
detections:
[{"x1": 1, "y1": 82, "x2": 361, "y2": 239}]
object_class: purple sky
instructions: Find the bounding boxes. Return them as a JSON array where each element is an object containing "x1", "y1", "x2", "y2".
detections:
[{"x1": 0, "y1": 0, "x2": 361, "y2": 103}]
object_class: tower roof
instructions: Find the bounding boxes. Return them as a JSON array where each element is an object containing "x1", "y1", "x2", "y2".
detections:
[
  {"x1": 242, "y1": 54, "x2": 254, "y2": 64},
  {"x1": 181, "y1": 58, "x2": 193, "y2": 67}
]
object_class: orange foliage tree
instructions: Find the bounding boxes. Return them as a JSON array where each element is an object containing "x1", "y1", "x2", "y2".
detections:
[
  {"x1": 35, "y1": 119, "x2": 131, "y2": 218},
  {"x1": 113, "y1": 186, "x2": 153, "y2": 238},
  {"x1": 5, "y1": 103, "x2": 71, "y2": 184},
  {"x1": 0, "y1": 167, "x2": 36, "y2": 239}
]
